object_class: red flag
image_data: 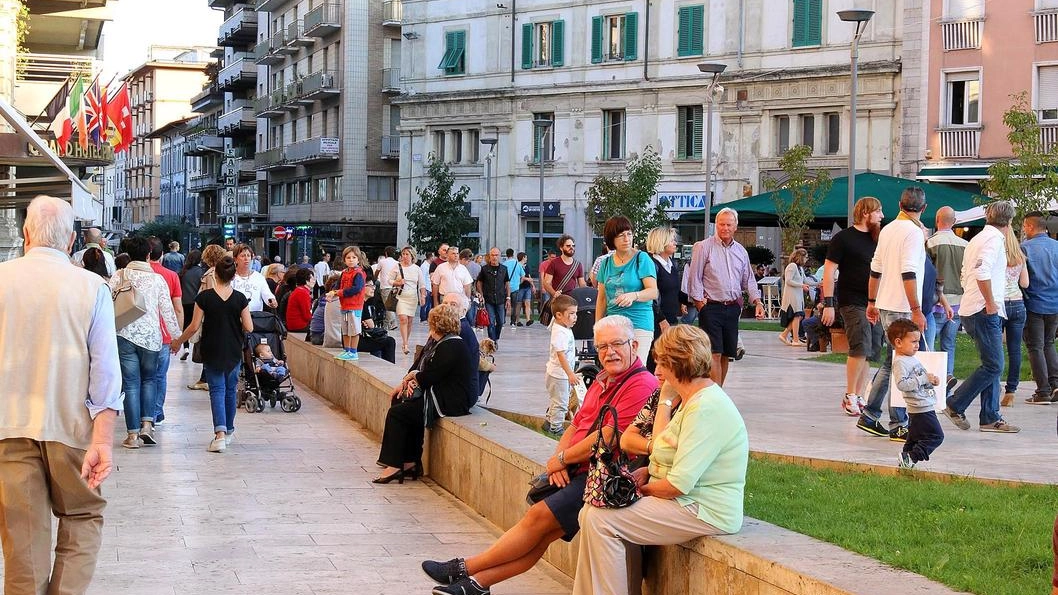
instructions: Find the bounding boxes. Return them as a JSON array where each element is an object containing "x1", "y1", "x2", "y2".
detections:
[{"x1": 105, "y1": 83, "x2": 133, "y2": 153}]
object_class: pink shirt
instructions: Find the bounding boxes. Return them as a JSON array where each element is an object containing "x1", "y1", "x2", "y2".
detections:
[
  {"x1": 569, "y1": 361, "x2": 657, "y2": 448},
  {"x1": 151, "y1": 262, "x2": 182, "y2": 343}
]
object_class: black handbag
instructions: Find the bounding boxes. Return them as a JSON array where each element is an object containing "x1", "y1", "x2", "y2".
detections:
[{"x1": 582, "y1": 404, "x2": 641, "y2": 508}]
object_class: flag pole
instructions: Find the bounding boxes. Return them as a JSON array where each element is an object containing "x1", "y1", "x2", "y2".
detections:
[{"x1": 29, "y1": 72, "x2": 72, "y2": 128}]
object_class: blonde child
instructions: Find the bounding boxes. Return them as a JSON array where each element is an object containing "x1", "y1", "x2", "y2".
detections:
[
  {"x1": 544, "y1": 294, "x2": 580, "y2": 435},
  {"x1": 335, "y1": 246, "x2": 367, "y2": 361}
]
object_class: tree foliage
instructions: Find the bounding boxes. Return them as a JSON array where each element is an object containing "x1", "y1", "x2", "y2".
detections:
[
  {"x1": 745, "y1": 245, "x2": 775, "y2": 266},
  {"x1": 407, "y1": 156, "x2": 476, "y2": 255},
  {"x1": 763, "y1": 145, "x2": 832, "y2": 254},
  {"x1": 129, "y1": 216, "x2": 194, "y2": 246},
  {"x1": 585, "y1": 146, "x2": 669, "y2": 245},
  {"x1": 982, "y1": 92, "x2": 1058, "y2": 221}
]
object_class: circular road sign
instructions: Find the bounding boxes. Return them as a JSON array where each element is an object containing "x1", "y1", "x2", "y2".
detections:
[{"x1": 272, "y1": 226, "x2": 287, "y2": 240}]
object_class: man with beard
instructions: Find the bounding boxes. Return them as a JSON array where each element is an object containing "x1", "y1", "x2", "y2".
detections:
[
  {"x1": 821, "y1": 196, "x2": 884, "y2": 417},
  {"x1": 542, "y1": 234, "x2": 586, "y2": 300}
]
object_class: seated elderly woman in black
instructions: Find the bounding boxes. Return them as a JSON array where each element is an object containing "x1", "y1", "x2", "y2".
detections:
[{"x1": 375, "y1": 304, "x2": 473, "y2": 484}]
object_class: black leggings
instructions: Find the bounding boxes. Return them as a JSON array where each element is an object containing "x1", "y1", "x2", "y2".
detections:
[{"x1": 182, "y1": 303, "x2": 195, "y2": 349}]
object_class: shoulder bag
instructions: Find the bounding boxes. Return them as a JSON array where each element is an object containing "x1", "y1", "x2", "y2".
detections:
[
  {"x1": 540, "y1": 261, "x2": 580, "y2": 327},
  {"x1": 384, "y1": 266, "x2": 404, "y2": 311},
  {"x1": 112, "y1": 269, "x2": 147, "y2": 330},
  {"x1": 582, "y1": 403, "x2": 641, "y2": 508},
  {"x1": 525, "y1": 366, "x2": 648, "y2": 505}
]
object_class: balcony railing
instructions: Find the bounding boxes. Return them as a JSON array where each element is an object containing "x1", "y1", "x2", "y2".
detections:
[
  {"x1": 286, "y1": 136, "x2": 340, "y2": 163},
  {"x1": 382, "y1": 0, "x2": 402, "y2": 26},
  {"x1": 941, "y1": 18, "x2": 983, "y2": 51},
  {"x1": 188, "y1": 171, "x2": 220, "y2": 192},
  {"x1": 190, "y1": 84, "x2": 224, "y2": 112},
  {"x1": 185, "y1": 132, "x2": 223, "y2": 156},
  {"x1": 382, "y1": 135, "x2": 400, "y2": 159},
  {"x1": 284, "y1": 20, "x2": 313, "y2": 50},
  {"x1": 381, "y1": 67, "x2": 400, "y2": 92},
  {"x1": 255, "y1": 146, "x2": 288, "y2": 170},
  {"x1": 1041, "y1": 121, "x2": 1058, "y2": 151},
  {"x1": 218, "y1": 6, "x2": 258, "y2": 47},
  {"x1": 218, "y1": 54, "x2": 257, "y2": 90},
  {"x1": 939, "y1": 127, "x2": 981, "y2": 158},
  {"x1": 304, "y1": 3, "x2": 341, "y2": 36},
  {"x1": 253, "y1": 89, "x2": 287, "y2": 117},
  {"x1": 209, "y1": 0, "x2": 236, "y2": 9},
  {"x1": 253, "y1": 32, "x2": 286, "y2": 64},
  {"x1": 300, "y1": 70, "x2": 340, "y2": 99},
  {"x1": 218, "y1": 103, "x2": 256, "y2": 135},
  {"x1": 16, "y1": 52, "x2": 96, "y2": 83},
  {"x1": 1036, "y1": 10, "x2": 1058, "y2": 44},
  {"x1": 254, "y1": 0, "x2": 285, "y2": 12}
]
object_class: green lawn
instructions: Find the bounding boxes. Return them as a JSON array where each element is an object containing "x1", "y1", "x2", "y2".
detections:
[{"x1": 746, "y1": 458, "x2": 1054, "y2": 595}]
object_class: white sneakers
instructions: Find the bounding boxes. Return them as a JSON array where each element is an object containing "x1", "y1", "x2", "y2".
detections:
[
  {"x1": 842, "y1": 393, "x2": 865, "y2": 417},
  {"x1": 207, "y1": 437, "x2": 226, "y2": 453}
]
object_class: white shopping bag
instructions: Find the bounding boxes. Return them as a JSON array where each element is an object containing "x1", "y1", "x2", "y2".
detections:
[{"x1": 888, "y1": 350, "x2": 948, "y2": 411}]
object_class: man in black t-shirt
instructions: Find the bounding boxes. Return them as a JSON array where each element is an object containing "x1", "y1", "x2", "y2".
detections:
[
  {"x1": 476, "y1": 248, "x2": 511, "y2": 343},
  {"x1": 821, "y1": 197, "x2": 884, "y2": 418}
]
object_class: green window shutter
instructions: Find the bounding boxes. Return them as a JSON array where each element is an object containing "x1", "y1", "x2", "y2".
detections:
[
  {"x1": 522, "y1": 23, "x2": 533, "y2": 69},
  {"x1": 552, "y1": 20, "x2": 564, "y2": 67},
  {"x1": 591, "y1": 16, "x2": 603, "y2": 64},
  {"x1": 439, "y1": 32, "x2": 455, "y2": 69},
  {"x1": 453, "y1": 30, "x2": 466, "y2": 74},
  {"x1": 677, "y1": 107, "x2": 688, "y2": 159},
  {"x1": 692, "y1": 106, "x2": 703, "y2": 158},
  {"x1": 807, "y1": 0, "x2": 822, "y2": 46},
  {"x1": 792, "y1": 0, "x2": 810, "y2": 47},
  {"x1": 624, "y1": 12, "x2": 638, "y2": 61},
  {"x1": 690, "y1": 5, "x2": 704, "y2": 55},
  {"x1": 677, "y1": 7, "x2": 691, "y2": 57}
]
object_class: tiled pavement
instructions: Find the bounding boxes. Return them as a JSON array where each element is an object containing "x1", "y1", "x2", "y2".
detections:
[{"x1": 4, "y1": 358, "x2": 571, "y2": 595}]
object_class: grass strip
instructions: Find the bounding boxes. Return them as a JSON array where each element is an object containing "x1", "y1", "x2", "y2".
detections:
[{"x1": 745, "y1": 457, "x2": 1054, "y2": 595}]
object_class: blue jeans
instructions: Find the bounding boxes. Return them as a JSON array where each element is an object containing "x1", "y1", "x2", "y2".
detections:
[
  {"x1": 203, "y1": 363, "x2": 241, "y2": 434},
  {"x1": 153, "y1": 344, "x2": 171, "y2": 423},
  {"x1": 947, "y1": 311, "x2": 1003, "y2": 425},
  {"x1": 1003, "y1": 300, "x2": 1026, "y2": 394},
  {"x1": 936, "y1": 310, "x2": 960, "y2": 378},
  {"x1": 923, "y1": 309, "x2": 939, "y2": 351},
  {"x1": 484, "y1": 302, "x2": 506, "y2": 342},
  {"x1": 117, "y1": 337, "x2": 160, "y2": 433},
  {"x1": 862, "y1": 309, "x2": 909, "y2": 430}
]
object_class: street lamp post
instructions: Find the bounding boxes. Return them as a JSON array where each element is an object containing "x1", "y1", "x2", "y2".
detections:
[
  {"x1": 697, "y1": 62, "x2": 726, "y2": 240},
  {"x1": 532, "y1": 118, "x2": 553, "y2": 270},
  {"x1": 838, "y1": 9, "x2": 874, "y2": 228},
  {"x1": 480, "y1": 137, "x2": 498, "y2": 250}
]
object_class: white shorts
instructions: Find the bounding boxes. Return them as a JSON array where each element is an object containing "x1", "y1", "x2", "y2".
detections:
[{"x1": 341, "y1": 310, "x2": 362, "y2": 336}]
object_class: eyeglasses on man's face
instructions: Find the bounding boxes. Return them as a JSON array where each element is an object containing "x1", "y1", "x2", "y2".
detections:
[{"x1": 596, "y1": 338, "x2": 632, "y2": 352}]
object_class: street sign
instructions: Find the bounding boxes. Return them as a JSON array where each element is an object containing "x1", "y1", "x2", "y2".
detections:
[
  {"x1": 273, "y1": 226, "x2": 287, "y2": 240},
  {"x1": 223, "y1": 216, "x2": 235, "y2": 225}
]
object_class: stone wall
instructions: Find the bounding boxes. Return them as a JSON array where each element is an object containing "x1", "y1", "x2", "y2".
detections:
[{"x1": 287, "y1": 337, "x2": 959, "y2": 595}]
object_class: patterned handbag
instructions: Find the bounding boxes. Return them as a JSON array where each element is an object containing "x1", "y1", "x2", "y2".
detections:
[{"x1": 582, "y1": 403, "x2": 641, "y2": 509}]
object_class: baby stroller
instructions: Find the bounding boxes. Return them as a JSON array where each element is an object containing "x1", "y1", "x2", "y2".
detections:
[
  {"x1": 240, "y1": 311, "x2": 302, "y2": 414},
  {"x1": 567, "y1": 286, "x2": 601, "y2": 389}
]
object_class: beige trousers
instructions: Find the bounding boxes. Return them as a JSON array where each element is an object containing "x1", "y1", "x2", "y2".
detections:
[
  {"x1": 573, "y1": 496, "x2": 726, "y2": 595},
  {"x1": 0, "y1": 438, "x2": 107, "y2": 595}
]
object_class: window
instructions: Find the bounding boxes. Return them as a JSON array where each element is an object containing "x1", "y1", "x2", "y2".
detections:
[
  {"x1": 945, "y1": 72, "x2": 980, "y2": 125},
  {"x1": 316, "y1": 178, "x2": 327, "y2": 203},
  {"x1": 677, "y1": 5, "x2": 704, "y2": 57},
  {"x1": 438, "y1": 30, "x2": 466, "y2": 75},
  {"x1": 801, "y1": 114, "x2": 815, "y2": 151},
  {"x1": 825, "y1": 112, "x2": 840, "y2": 154},
  {"x1": 368, "y1": 176, "x2": 396, "y2": 201},
  {"x1": 434, "y1": 131, "x2": 446, "y2": 162},
  {"x1": 591, "y1": 13, "x2": 638, "y2": 63},
  {"x1": 522, "y1": 21, "x2": 564, "y2": 68},
  {"x1": 946, "y1": 0, "x2": 984, "y2": 19},
  {"x1": 299, "y1": 180, "x2": 311, "y2": 204},
  {"x1": 792, "y1": 0, "x2": 822, "y2": 47},
  {"x1": 1039, "y1": 66, "x2": 1058, "y2": 120},
  {"x1": 776, "y1": 115, "x2": 790, "y2": 155},
  {"x1": 677, "y1": 105, "x2": 703, "y2": 159},
  {"x1": 453, "y1": 130, "x2": 463, "y2": 163},
  {"x1": 285, "y1": 182, "x2": 296, "y2": 205},
  {"x1": 331, "y1": 175, "x2": 342, "y2": 201},
  {"x1": 533, "y1": 113, "x2": 555, "y2": 162},
  {"x1": 602, "y1": 109, "x2": 626, "y2": 160}
]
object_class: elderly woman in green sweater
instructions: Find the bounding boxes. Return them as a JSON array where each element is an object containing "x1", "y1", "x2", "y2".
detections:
[{"x1": 572, "y1": 324, "x2": 750, "y2": 595}]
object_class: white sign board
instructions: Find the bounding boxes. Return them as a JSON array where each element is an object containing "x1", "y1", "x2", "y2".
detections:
[
  {"x1": 657, "y1": 192, "x2": 707, "y2": 216},
  {"x1": 888, "y1": 351, "x2": 949, "y2": 411}
]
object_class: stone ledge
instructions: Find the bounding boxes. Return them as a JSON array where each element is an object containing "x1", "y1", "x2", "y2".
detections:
[{"x1": 286, "y1": 337, "x2": 960, "y2": 595}]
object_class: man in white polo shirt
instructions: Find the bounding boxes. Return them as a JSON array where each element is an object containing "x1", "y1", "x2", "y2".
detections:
[
  {"x1": 858, "y1": 188, "x2": 928, "y2": 441},
  {"x1": 943, "y1": 200, "x2": 1020, "y2": 433},
  {"x1": 431, "y1": 244, "x2": 473, "y2": 307}
]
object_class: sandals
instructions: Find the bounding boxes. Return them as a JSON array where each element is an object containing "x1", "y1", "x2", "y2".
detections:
[{"x1": 778, "y1": 333, "x2": 792, "y2": 346}]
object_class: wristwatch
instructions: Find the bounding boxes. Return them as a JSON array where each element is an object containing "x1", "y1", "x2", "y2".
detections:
[
  {"x1": 662, "y1": 399, "x2": 674, "y2": 408},
  {"x1": 557, "y1": 450, "x2": 566, "y2": 465}
]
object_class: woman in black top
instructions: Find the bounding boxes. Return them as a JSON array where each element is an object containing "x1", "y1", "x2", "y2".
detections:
[
  {"x1": 645, "y1": 226, "x2": 686, "y2": 372},
  {"x1": 178, "y1": 249, "x2": 204, "y2": 359},
  {"x1": 172, "y1": 256, "x2": 252, "y2": 453},
  {"x1": 375, "y1": 304, "x2": 473, "y2": 483}
]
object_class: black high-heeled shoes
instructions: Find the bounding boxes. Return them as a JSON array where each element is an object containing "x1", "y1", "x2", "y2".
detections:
[
  {"x1": 404, "y1": 461, "x2": 424, "y2": 480},
  {"x1": 372, "y1": 469, "x2": 405, "y2": 484}
]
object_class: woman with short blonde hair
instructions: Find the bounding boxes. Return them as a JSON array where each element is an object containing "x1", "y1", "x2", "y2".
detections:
[
  {"x1": 778, "y1": 248, "x2": 814, "y2": 346},
  {"x1": 391, "y1": 245, "x2": 427, "y2": 354}
]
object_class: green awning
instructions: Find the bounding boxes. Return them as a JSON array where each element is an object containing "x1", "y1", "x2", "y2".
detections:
[{"x1": 682, "y1": 172, "x2": 986, "y2": 228}]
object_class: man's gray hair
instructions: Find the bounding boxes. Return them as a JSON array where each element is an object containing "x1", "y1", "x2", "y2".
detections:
[
  {"x1": 715, "y1": 207, "x2": 739, "y2": 225},
  {"x1": 985, "y1": 200, "x2": 1015, "y2": 227},
  {"x1": 899, "y1": 187, "x2": 927, "y2": 213},
  {"x1": 594, "y1": 315, "x2": 634, "y2": 340},
  {"x1": 25, "y1": 195, "x2": 74, "y2": 252},
  {"x1": 442, "y1": 292, "x2": 470, "y2": 316}
]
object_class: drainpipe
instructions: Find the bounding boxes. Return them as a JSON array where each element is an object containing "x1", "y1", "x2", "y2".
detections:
[
  {"x1": 738, "y1": 0, "x2": 745, "y2": 68},
  {"x1": 510, "y1": 0, "x2": 517, "y2": 84},
  {"x1": 643, "y1": 0, "x2": 650, "y2": 81}
]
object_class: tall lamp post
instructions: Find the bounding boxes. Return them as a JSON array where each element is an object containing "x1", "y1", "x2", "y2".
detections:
[
  {"x1": 480, "y1": 137, "x2": 498, "y2": 250},
  {"x1": 697, "y1": 62, "x2": 726, "y2": 240},
  {"x1": 837, "y1": 9, "x2": 874, "y2": 228},
  {"x1": 532, "y1": 117, "x2": 553, "y2": 270}
]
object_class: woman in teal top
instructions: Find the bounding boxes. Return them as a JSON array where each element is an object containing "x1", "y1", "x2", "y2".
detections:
[
  {"x1": 595, "y1": 216, "x2": 658, "y2": 364},
  {"x1": 572, "y1": 324, "x2": 749, "y2": 595}
]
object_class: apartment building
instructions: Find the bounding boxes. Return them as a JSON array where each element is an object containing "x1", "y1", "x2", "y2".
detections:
[
  {"x1": 917, "y1": 0, "x2": 1058, "y2": 189},
  {"x1": 395, "y1": 0, "x2": 904, "y2": 265},
  {"x1": 251, "y1": 0, "x2": 401, "y2": 256},
  {"x1": 119, "y1": 46, "x2": 212, "y2": 230}
]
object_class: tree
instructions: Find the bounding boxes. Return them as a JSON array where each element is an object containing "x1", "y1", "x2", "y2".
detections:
[
  {"x1": 585, "y1": 146, "x2": 669, "y2": 244},
  {"x1": 407, "y1": 155, "x2": 477, "y2": 255},
  {"x1": 745, "y1": 245, "x2": 775, "y2": 267},
  {"x1": 130, "y1": 216, "x2": 194, "y2": 247},
  {"x1": 763, "y1": 145, "x2": 832, "y2": 254},
  {"x1": 983, "y1": 92, "x2": 1058, "y2": 220}
]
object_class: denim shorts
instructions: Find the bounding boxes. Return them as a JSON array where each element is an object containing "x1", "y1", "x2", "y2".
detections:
[
  {"x1": 512, "y1": 287, "x2": 533, "y2": 302},
  {"x1": 542, "y1": 472, "x2": 588, "y2": 542}
]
